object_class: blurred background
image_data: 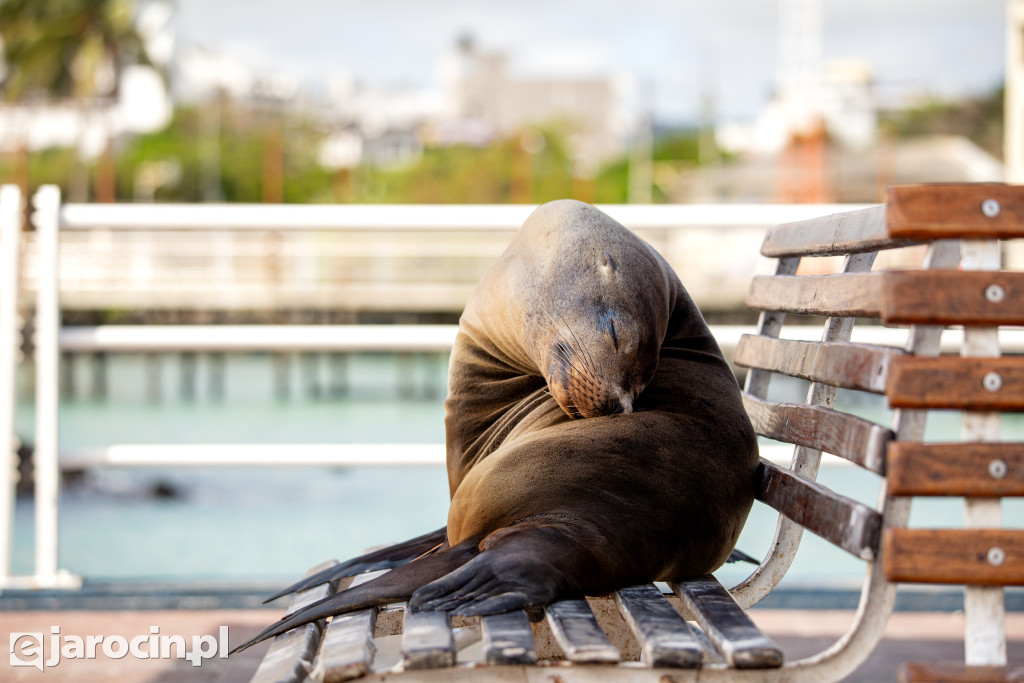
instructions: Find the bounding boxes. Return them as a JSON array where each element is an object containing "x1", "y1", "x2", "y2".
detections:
[
  {"x1": 0, "y1": 0, "x2": 1019, "y2": 594},
  {"x1": 0, "y1": 0, "x2": 1006, "y2": 206}
]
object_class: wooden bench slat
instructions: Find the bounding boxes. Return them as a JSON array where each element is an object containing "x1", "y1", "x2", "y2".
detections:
[
  {"x1": 887, "y1": 183, "x2": 1024, "y2": 241},
  {"x1": 748, "y1": 271, "x2": 1024, "y2": 326},
  {"x1": 401, "y1": 610, "x2": 456, "y2": 670},
  {"x1": 251, "y1": 560, "x2": 337, "y2": 683},
  {"x1": 670, "y1": 575, "x2": 783, "y2": 669},
  {"x1": 284, "y1": 577, "x2": 336, "y2": 618},
  {"x1": 881, "y1": 271, "x2": 1024, "y2": 326},
  {"x1": 318, "y1": 610, "x2": 377, "y2": 683},
  {"x1": 480, "y1": 610, "x2": 537, "y2": 665},
  {"x1": 747, "y1": 272, "x2": 883, "y2": 318},
  {"x1": 887, "y1": 357, "x2": 1024, "y2": 411},
  {"x1": 759, "y1": 185, "x2": 1024, "y2": 257},
  {"x1": 735, "y1": 335, "x2": 898, "y2": 393},
  {"x1": 545, "y1": 598, "x2": 621, "y2": 664},
  {"x1": 758, "y1": 460, "x2": 883, "y2": 560},
  {"x1": 760, "y1": 204, "x2": 908, "y2": 257},
  {"x1": 884, "y1": 529, "x2": 1024, "y2": 586},
  {"x1": 887, "y1": 442, "x2": 1024, "y2": 497},
  {"x1": 249, "y1": 624, "x2": 321, "y2": 683},
  {"x1": 316, "y1": 570, "x2": 383, "y2": 682},
  {"x1": 613, "y1": 583, "x2": 703, "y2": 668},
  {"x1": 743, "y1": 392, "x2": 892, "y2": 472}
]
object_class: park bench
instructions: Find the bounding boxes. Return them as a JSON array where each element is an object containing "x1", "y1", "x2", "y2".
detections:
[{"x1": 250, "y1": 183, "x2": 1023, "y2": 683}]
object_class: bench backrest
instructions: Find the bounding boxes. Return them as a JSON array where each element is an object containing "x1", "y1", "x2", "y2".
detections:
[{"x1": 733, "y1": 183, "x2": 1024, "y2": 674}]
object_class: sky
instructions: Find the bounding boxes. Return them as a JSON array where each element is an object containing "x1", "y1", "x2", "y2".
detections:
[{"x1": 172, "y1": 0, "x2": 1007, "y2": 124}]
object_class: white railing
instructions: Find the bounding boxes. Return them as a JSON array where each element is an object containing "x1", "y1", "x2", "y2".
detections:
[
  {"x1": 0, "y1": 186, "x2": 21, "y2": 586},
  {"x1": 6, "y1": 184, "x2": 1010, "y2": 589},
  {"x1": 20, "y1": 199, "x2": 889, "y2": 314}
]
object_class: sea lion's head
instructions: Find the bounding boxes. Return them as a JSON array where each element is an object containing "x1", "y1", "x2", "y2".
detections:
[
  {"x1": 536, "y1": 232, "x2": 670, "y2": 419},
  {"x1": 544, "y1": 302, "x2": 658, "y2": 419}
]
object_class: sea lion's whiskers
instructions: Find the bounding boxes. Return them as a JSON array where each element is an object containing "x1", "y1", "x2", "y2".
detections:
[
  {"x1": 559, "y1": 315, "x2": 600, "y2": 376},
  {"x1": 552, "y1": 351, "x2": 602, "y2": 393},
  {"x1": 541, "y1": 310, "x2": 599, "y2": 377}
]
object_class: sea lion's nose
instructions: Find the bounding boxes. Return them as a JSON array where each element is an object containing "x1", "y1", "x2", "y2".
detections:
[{"x1": 606, "y1": 393, "x2": 632, "y2": 415}]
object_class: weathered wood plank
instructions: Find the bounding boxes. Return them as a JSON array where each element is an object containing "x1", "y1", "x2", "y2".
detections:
[
  {"x1": 317, "y1": 610, "x2": 376, "y2": 682},
  {"x1": 760, "y1": 204, "x2": 908, "y2": 257},
  {"x1": 881, "y1": 271, "x2": 1024, "y2": 326},
  {"x1": 284, "y1": 573, "x2": 337, "y2": 618},
  {"x1": 887, "y1": 356, "x2": 1024, "y2": 411},
  {"x1": 887, "y1": 184, "x2": 1024, "y2": 240},
  {"x1": 613, "y1": 583, "x2": 703, "y2": 668},
  {"x1": 742, "y1": 392, "x2": 892, "y2": 472},
  {"x1": 748, "y1": 271, "x2": 1024, "y2": 326},
  {"x1": 887, "y1": 443, "x2": 1024, "y2": 497},
  {"x1": 249, "y1": 624, "x2": 321, "y2": 683},
  {"x1": 747, "y1": 272, "x2": 883, "y2": 318},
  {"x1": 884, "y1": 528, "x2": 1024, "y2": 586},
  {"x1": 670, "y1": 575, "x2": 783, "y2": 669},
  {"x1": 401, "y1": 610, "x2": 456, "y2": 670},
  {"x1": 545, "y1": 599, "x2": 620, "y2": 664},
  {"x1": 759, "y1": 184, "x2": 1024, "y2": 253},
  {"x1": 758, "y1": 460, "x2": 883, "y2": 560},
  {"x1": 735, "y1": 335, "x2": 899, "y2": 393},
  {"x1": 251, "y1": 560, "x2": 337, "y2": 683},
  {"x1": 315, "y1": 571, "x2": 384, "y2": 683},
  {"x1": 480, "y1": 610, "x2": 537, "y2": 665}
]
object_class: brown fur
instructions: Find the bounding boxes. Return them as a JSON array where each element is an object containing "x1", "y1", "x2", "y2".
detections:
[
  {"x1": 444, "y1": 200, "x2": 757, "y2": 581},
  {"x1": 233, "y1": 200, "x2": 758, "y2": 653}
]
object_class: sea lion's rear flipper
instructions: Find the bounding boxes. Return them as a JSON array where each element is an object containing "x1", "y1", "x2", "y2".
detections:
[
  {"x1": 263, "y1": 526, "x2": 449, "y2": 603},
  {"x1": 233, "y1": 538, "x2": 479, "y2": 654},
  {"x1": 410, "y1": 525, "x2": 591, "y2": 616}
]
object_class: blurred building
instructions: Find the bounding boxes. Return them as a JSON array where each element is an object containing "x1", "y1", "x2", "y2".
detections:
[
  {"x1": 319, "y1": 36, "x2": 631, "y2": 174},
  {"x1": 680, "y1": 0, "x2": 1004, "y2": 205},
  {"x1": 318, "y1": 73, "x2": 440, "y2": 169},
  {"x1": 438, "y1": 36, "x2": 629, "y2": 164}
]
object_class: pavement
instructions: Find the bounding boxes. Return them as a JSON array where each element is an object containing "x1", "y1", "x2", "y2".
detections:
[{"x1": 2, "y1": 608, "x2": 1023, "y2": 682}]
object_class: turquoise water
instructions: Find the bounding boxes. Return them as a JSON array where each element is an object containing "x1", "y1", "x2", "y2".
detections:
[{"x1": 10, "y1": 352, "x2": 1024, "y2": 588}]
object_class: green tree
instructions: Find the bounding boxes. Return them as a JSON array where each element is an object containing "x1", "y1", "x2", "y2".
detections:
[
  {"x1": 0, "y1": 0, "x2": 156, "y2": 200},
  {"x1": 0, "y1": 0, "x2": 152, "y2": 101}
]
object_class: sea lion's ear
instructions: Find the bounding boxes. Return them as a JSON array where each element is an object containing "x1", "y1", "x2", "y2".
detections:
[{"x1": 601, "y1": 251, "x2": 618, "y2": 272}]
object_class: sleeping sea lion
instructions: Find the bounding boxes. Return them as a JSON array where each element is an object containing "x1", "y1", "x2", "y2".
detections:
[{"x1": 232, "y1": 199, "x2": 759, "y2": 652}]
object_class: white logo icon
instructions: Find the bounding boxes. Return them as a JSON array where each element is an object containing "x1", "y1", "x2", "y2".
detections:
[{"x1": 10, "y1": 632, "x2": 44, "y2": 671}]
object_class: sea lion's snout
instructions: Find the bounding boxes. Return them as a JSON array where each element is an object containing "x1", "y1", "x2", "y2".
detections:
[
  {"x1": 547, "y1": 336, "x2": 641, "y2": 420},
  {"x1": 611, "y1": 390, "x2": 633, "y2": 415}
]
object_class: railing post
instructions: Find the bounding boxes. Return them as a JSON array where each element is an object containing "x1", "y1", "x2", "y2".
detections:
[
  {"x1": 31, "y1": 185, "x2": 62, "y2": 586},
  {"x1": 0, "y1": 185, "x2": 23, "y2": 582}
]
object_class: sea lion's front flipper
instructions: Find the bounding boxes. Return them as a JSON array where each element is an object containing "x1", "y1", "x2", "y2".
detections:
[
  {"x1": 233, "y1": 537, "x2": 476, "y2": 654},
  {"x1": 410, "y1": 525, "x2": 593, "y2": 616},
  {"x1": 263, "y1": 526, "x2": 449, "y2": 603}
]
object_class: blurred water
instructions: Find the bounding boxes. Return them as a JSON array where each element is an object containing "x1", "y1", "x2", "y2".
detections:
[{"x1": 10, "y1": 352, "x2": 1024, "y2": 587}]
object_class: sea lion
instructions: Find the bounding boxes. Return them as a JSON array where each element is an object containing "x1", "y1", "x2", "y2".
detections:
[{"x1": 233, "y1": 200, "x2": 759, "y2": 652}]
